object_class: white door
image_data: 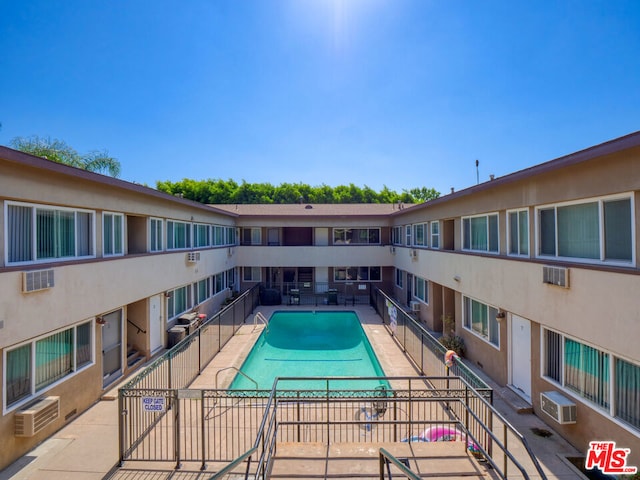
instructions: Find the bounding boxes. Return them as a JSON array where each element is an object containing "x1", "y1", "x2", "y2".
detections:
[
  {"x1": 102, "y1": 309, "x2": 123, "y2": 387},
  {"x1": 510, "y1": 314, "x2": 532, "y2": 400},
  {"x1": 149, "y1": 295, "x2": 163, "y2": 354}
]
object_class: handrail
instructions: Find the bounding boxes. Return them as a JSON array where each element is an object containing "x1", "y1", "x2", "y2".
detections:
[
  {"x1": 252, "y1": 312, "x2": 269, "y2": 332},
  {"x1": 215, "y1": 366, "x2": 258, "y2": 391},
  {"x1": 460, "y1": 382, "x2": 548, "y2": 480},
  {"x1": 127, "y1": 318, "x2": 147, "y2": 334},
  {"x1": 379, "y1": 448, "x2": 421, "y2": 480},
  {"x1": 208, "y1": 447, "x2": 256, "y2": 479}
]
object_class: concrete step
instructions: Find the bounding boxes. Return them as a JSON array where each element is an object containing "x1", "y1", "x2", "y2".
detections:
[{"x1": 270, "y1": 442, "x2": 494, "y2": 479}]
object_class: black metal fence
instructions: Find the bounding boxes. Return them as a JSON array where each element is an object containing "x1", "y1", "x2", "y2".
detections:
[{"x1": 370, "y1": 287, "x2": 492, "y2": 397}]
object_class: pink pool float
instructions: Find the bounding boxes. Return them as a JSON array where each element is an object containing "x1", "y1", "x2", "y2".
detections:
[{"x1": 403, "y1": 426, "x2": 481, "y2": 454}]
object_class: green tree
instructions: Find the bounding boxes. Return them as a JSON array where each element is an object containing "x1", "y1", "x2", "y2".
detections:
[{"x1": 11, "y1": 136, "x2": 121, "y2": 178}]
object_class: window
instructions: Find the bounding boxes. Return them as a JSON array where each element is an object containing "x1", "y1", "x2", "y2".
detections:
[
  {"x1": 150, "y1": 218, "x2": 163, "y2": 252},
  {"x1": 167, "y1": 220, "x2": 191, "y2": 250},
  {"x1": 395, "y1": 268, "x2": 403, "y2": 288},
  {"x1": 542, "y1": 329, "x2": 639, "y2": 429},
  {"x1": 508, "y1": 210, "x2": 529, "y2": 256},
  {"x1": 196, "y1": 278, "x2": 211, "y2": 304},
  {"x1": 413, "y1": 276, "x2": 428, "y2": 303},
  {"x1": 392, "y1": 226, "x2": 403, "y2": 245},
  {"x1": 333, "y1": 228, "x2": 380, "y2": 245},
  {"x1": 214, "y1": 272, "x2": 225, "y2": 293},
  {"x1": 405, "y1": 225, "x2": 412, "y2": 246},
  {"x1": 213, "y1": 226, "x2": 224, "y2": 246},
  {"x1": 103, "y1": 213, "x2": 124, "y2": 256},
  {"x1": 463, "y1": 296, "x2": 499, "y2": 347},
  {"x1": 225, "y1": 227, "x2": 236, "y2": 245},
  {"x1": 242, "y1": 228, "x2": 261, "y2": 245},
  {"x1": 194, "y1": 224, "x2": 210, "y2": 247},
  {"x1": 243, "y1": 267, "x2": 261, "y2": 282},
  {"x1": 4, "y1": 321, "x2": 93, "y2": 410},
  {"x1": 615, "y1": 358, "x2": 640, "y2": 430},
  {"x1": 334, "y1": 266, "x2": 381, "y2": 282},
  {"x1": 537, "y1": 196, "x2": 633, "y2": 263},
  {"x1": 6, "y1": 202, "x2": 94, "y2": 264},
  {"x1": 226, "y1": 268, "x2": 236, "y2": 291},
  {"x1": 430, "y1": 221, "x2": 440, "y2": 249},
  {"x1": 413, "y1": 224, "x2": 427, "y2": 247},
  {"x1": 463, "y1": 214, "x2": 499, "y2": 253},
  {"x1": 167, "y1": 284, "x2": 193, "y2": 319}
]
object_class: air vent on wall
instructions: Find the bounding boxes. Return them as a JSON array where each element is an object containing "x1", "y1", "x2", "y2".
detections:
[
  {"x1": 543, "y1": 265, "x2": 569, "y2": 288},
  {"x1": 22, "y1": 269, "x2": 55, "y2": 293},
  {"x1": 15, "y1": 396, "x2": 60, "y2": 437},
  {"x1": 186, "y1": 252, "x2": 200, "y2": 263}
]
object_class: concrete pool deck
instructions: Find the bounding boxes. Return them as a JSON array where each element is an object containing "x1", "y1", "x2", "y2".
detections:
[{"x1": 0, "y1": 305, "x2": 583, "y2": 479}]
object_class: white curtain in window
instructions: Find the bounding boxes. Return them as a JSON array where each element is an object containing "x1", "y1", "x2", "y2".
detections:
[{"x1": 8, "y1": 205, "x2": 32, "y2": 262}]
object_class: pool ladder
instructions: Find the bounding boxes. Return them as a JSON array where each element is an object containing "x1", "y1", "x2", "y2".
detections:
[
  {"x1": 252, "y1": 312, "x2": 269, "y2": 332},
  {"x1": 215, "y1": 366, "x2": 258, "y2": 391}
]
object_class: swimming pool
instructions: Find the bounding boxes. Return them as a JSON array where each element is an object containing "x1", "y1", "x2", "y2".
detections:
[{"x1": 229, "y1": 311, "x2": 389, "y2": 392}]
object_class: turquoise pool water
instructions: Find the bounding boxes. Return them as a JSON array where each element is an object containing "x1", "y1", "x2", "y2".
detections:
[{"x1": 229, "y1": 311, "x2": 389, "y2": 392}]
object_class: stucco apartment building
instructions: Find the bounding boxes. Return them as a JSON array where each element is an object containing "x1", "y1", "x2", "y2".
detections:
[{"x1": 1, "y1": 131, "x2": 639, "y2": 469}]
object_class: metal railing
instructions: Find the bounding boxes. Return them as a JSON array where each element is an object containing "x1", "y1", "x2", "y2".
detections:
[
  {"x1": 370, "y1": 287, "x2": 492, "y2": 396},
  {"x1": 379, "y1": 448, "x2": 421, "y2": 480},
  {"x1": 121, "y1": 285, "x2": 261, "y2": 392}
]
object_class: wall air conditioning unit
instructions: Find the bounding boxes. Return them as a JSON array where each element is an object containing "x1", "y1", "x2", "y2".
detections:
[
  {"x1": 228, "y1": 247, "x2": 234, "y2": 257},
  {"x1": 543, "y1": 266, "x2": 569, "y2": 288},
  {"x1": 390, "y1": 246, "x2": 396, "y2": 254},
  {"x1": 186, "y1": 252, "x2": 200, "y2": 263},
  {"x1": 409, "y1": 249, "x2": 418, "y2": 260},
  {"x1": 22, "y1": 269, "x2": 55, "y2": 293},
  {"x1": 540, "y1": 391, "x2": 576, "y2": 424},
  {"x1": 410, "y1": 301, "x2": 421, "y2": 312},
  {"x1": 15, "y1": 396, "x2": 60, "y2": 437}
]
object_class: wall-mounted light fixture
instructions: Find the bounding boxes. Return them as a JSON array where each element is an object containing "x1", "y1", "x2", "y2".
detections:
[
  {"x1": 496, "y1": 309, "x2": 506, "y2": 321},
  {"x1": 453, "y1": 275, "x2": 461, "y2": 282},
  {"x1": 95, "y1": 316, "x2": 106, "y2": 325},
  {"x1": 164, "y1": 292, "x2": 172, "y2": 298}
]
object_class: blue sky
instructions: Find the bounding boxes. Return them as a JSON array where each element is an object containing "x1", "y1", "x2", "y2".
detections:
[{"x1": 1, "y1": 1, "x2": 639, "y2": 196}]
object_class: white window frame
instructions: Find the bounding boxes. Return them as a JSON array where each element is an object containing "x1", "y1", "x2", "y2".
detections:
[
  {"x1": 395, "y1": 268, "x2": 403, "y2": 288},
  {"x1": 462, "y1": 212, "x2": 499, "y2": 253},
  {"x1": 462, "y1": 296, "x2": 500, "y2": 349},
  {"x1": 103, "y1": 212, "x2": 125, "y2": 257},
  {"x1": 413, "y1": 276, "x2": 428, "y2": 304},
  {"x1": 3, "y1": 320, "x2": 95, "y2": 413},
  {"x1": 392, "y1": 226, "x2": 403, "y2": 245},
  {"x1": 149, "y1": 218, "x2": 163, "y2": 252},
  {"x1": 535, "y1": 193, "x2": 635, "y2": 266},
  {"x1": 507, "y1": 209, "x2": 529, "y2": 257},
  {"x1": 243, "y1": 266, "x2": 261, "y2": 282},
  {"x1": 5, "y1": 201, "x2": 96, "y2": 265},
  {"x1": 413, "y1": 223, "x2": 428, "y2": 247},
  {"x1": 166, "y1": 220, "x2": 191, "y2": 250},
  {"x1": 243, "y1": 227, "x2": 262, "y2": 245},
  {"x1": 541, "y1": 328, "x2": 640, "y2": 433},
  {"x1": 333, "y1": 266, "x2": 382, "y2": 282},
  {"x1": 193, "y1": 223, "x2": 211, "y2": 248},
  {"x1": 166, "y1": 284, "x2": 194, "y2": 320},
  {"x1": 405, "y1": 225, "x2": 412, "y2": 246},
  {"x1": 430, "y1": 221, "x2": 440, "y2": 249}
]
